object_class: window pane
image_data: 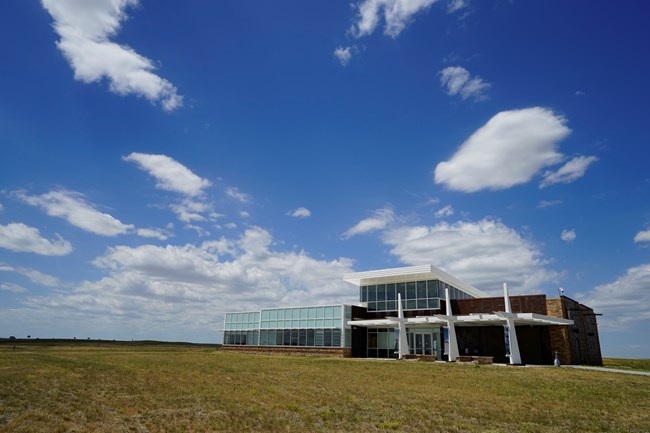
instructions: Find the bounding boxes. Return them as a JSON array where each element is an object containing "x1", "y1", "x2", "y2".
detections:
[
  {"x1": 300, "y1": 308, "x2": 308, "y2": 319},
  {"x1": 376, "y1": 301, "x2": 386, "y2": 311},
  {"x1": 323, "y1": 329, "x2": 332, "y2": 347},
  {"x1": 386, "y1": 283, "x2": 396, "y2": 300},
  {"x1": 367, "y1": 285, "x2": 377, "y2": 302},
  {"x1": 270, "y1": 310, "x2": 277, "y2": 320},
  {"x1": 298, "y1": 329, "x2": 307, "y2": 346},
  {"x1": 406, "y1": 300, "x2": 417, "y2": 310},
  {"x1": 386, "y1": 300, "x2": 396, "y2": 311},
  {"x1": 406, "y1": 282, "x2": 416, "y2": 299},
  {"x1": 367, "y1": 302, "x2": 377, "y2": 312},
  {"x1": 376, "y1": 284, "x2": 386, "y2": 301},
  {"x1": 333, "y1": 305, "x2": 341, "y2": 317},
  {"x1": 417, "y1": 281, "x2": 427, "y2": 299},
  {"x1": 317, "y1": 307, "x2": 324, "y2": 318},
  {"x1": 417, "y1": 299, "x2": 427, "y2": 309},
  {"x1": 427, "y1": 280, "x2": 438, "y2": 298},
  {"x1": 307, "y1": 329, "x2": 315, "y2": 346},
  {"x1": 361, "y1": 286, "x2": 367, "y2": 302},
  {"x1": 308, "y1": 307, "x2": 317, "y2": 319},
  {"x1": 261, "y1": 310, "x2": 269, "y2": 321},
  {"x1": 277, "y1": 309, "x2": 284, "y2": 320},
  {"x1": 325, "y1": 306, "x2": 334, "y2": 318},
  {"x1": 396, "y1": 283, "x2": 406, "y2": 300}
]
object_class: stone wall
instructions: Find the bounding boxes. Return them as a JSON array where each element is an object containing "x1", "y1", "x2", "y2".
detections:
[
  {"x1": 221, "y1": 345, "x2": 352, "y2": 358},
  {"x1": 546, "y1": 297, "x2": 602, "y2": 366}
]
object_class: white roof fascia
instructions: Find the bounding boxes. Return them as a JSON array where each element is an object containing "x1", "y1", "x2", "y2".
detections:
[
  {"x1": 343, "y1": 264, "x2": 487, "y2": 298},
  {"x1": 348, "y1": 313, "x2": 573, "y2": 328}
]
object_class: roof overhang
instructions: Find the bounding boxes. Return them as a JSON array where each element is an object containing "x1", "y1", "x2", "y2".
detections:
[
  {"x1": 348, "y1": 313, "x2": 573, "y2": 329},
  {"x1": 343, "y1": 264, "x2": 487, "y2": 298}
]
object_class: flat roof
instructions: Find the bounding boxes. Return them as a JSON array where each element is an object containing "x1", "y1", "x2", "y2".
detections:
[{"x1": 343, "y1": 264, "x2": 487, "y2": 298}]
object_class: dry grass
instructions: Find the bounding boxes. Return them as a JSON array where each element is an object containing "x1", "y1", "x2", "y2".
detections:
[{"x1": 1, "y1": 344, "x2": 648, "y2": 432}]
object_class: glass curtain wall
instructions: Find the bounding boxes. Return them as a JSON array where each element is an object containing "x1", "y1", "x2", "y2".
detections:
[
  {"x1": 359, "y1": 279, "x2": 473, "y2": 312},
  {"x1": 224, "y1": 305, "x2": 350, "y2": 348}
]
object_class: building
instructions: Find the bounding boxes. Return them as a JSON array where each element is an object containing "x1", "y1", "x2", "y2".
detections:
[{"x1": 222, "y1": 265, "x2": 602, "y2": 365}]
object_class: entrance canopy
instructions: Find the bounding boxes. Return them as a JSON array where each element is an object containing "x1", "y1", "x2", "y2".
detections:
[{"x1": 348, "y1": 312, "x2": 573, "y2": 329}]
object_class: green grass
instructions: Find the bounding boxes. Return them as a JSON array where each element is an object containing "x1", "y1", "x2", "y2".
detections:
[
  {"x1": 1, "y1": 345, "x2": 648, "y2": 432},
  {"x1": 603, "y1": 357, "x2": 650, "y2": 372}
]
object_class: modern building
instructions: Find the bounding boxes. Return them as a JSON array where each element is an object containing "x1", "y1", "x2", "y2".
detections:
[{"x1": 222, "y1": 265, "x2": 602, "y2": 365}]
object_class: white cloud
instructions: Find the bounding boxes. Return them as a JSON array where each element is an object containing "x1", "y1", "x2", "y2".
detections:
[
  {"x1": 334, "y1": 46, "x2": 354, "y2": 66},
  {"x1": 446, "y1": 0, "x2": 467, "y2": 13},
  {"x1": 41, "y1": 0, "x2": 182, "y2": 111},
  {"x1": 136, "y1": 228, "x2": 169, "y2": 241},
  {"x1": 289, "y1": 207, "x2": 312, "y2": 218},
  {"x1": 239, "y1": 211, "x2": 250, "y2": 219},
  {"x1": 540, "y1": 155, "x2": 598, "y2": 188},
  {"x1": 561, "y1": 229, "x2": 576, "y2": 243},
  {"x1": 1, "y1": 282, "x2": 28, "y2": 293},
  {"x1": 19, "y1": 227, "x2": 356, "y2": 338},
  {"x1": 0, "y1": 223, "x2": 72, "y2": 256},
  {"x1": 124, "y1": 153, "x2": 211, "y2": 197},
  {"x1": 579, "y1": 264, "x2": 650, "y2": 329},
  {"x1": 0, "y1": 263, "x2": 61, "y2": 287},
  {"x1": 226, "y1": 187, "x2": 251, "y2": 203},
  {"x1": 351, "y1": 0, "x2": 439, "y2": 38},
  {"x1": 382, "y1": 218, "x2": 558, "y2": 294},
  {"x1": 634, "y1": 229, "x2": 650, "y2": 243},
  {"x1": 342, "y1": 208, "x2": 396, "y2": 239},
  {"x1": 170, "y1": 199, "x2": 210, "y2": 223},
  {"x1": 434, "y1": 107, "x2": 570, "y2": 192},
  {"x1": 439, "y1": 66, "x2": 490, "y2": 101},
  {"x1": 434, "y1": 205, "x2": 454, "y2": 218},
  {"x1": 14, "y1": 189, "x2": 133, "y2": 236},
  {"x1": 538, "y1": 200, "x2": 562, "y2": 209}
]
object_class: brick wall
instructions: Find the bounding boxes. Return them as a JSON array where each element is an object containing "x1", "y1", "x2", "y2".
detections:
[{"x1": 221, "y1": 345, "x2": 352, "y2": 358}]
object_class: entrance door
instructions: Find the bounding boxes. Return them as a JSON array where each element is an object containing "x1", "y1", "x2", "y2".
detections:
[{"x1": 412, "y1": 333, "x2": 433, "y2": 355}]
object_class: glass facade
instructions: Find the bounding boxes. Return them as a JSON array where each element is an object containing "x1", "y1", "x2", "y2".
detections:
[
  {"x1": 223, "y1": 305, "x2": 351, "y2": 348},
  {"x1": 365, "y1": 327, "x2": 443, "y2": 359},
  {"x1": 359, "y1": 279, "x2": 471, "y2": 312}
]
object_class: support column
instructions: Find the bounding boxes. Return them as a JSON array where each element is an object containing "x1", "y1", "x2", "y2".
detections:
[
  {"x1": 445, "y1": 287, "x2": 459, "y2": 362},
  {"x1": 503, "y1": 283, "x2": 522, "y2": 365},
  {"x1": 397, "y1": 293, "x2": 409, "y2": 359}
]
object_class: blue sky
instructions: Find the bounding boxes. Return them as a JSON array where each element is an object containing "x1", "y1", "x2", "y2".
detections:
[{"x1": 1, "y1": 0, "x2": 648, "y2": 358}]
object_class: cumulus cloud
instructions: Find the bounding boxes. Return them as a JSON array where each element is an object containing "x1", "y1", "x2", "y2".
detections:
[
  {"x1": 41, "y1": 0, "x2": 182, "y2": 111},
  {"x1": 561, "y1": 229, "x2": 576, "y2": 243},
  {"x1": 124, "y1": 153, "x2": 211, "y2": 197},
  {"x1": 634, "y1": 229, "x2": 650, "y2": 244},
  {"x1": 341, "y1": 208, "x2": 396, "y2": 239},
  {"x1": 0, "y1": 263, "x2": 61, "y2": 287},
  {"x1": 350, "y1": 0, "x2": 439, "y2": 38},
  {"x1": 0, "y1": 223, "x2": 72, "y2": 256},
  {"x1": 136, "y1": 228, "x2": 169, "y2": 241},
  {"x1": 14, "y1": 189, "x2": 133, "y2": 236},
  {"x1": 579, "y1": 264, "x2": 650, "y2": 329},
  {"x1": 434, "y1": 205, "x2": 454, "y2": 218},
  {"x1": 288, "y1": 207, "x2": 312, "y2": 218},
  {"x1": 439, "y1": 66, "x2": 490, "y2": 101},
  {"x1": 334, "y1": 46, "x2": 354, "y2": 66},
  {"x1": 19, "y1": 227, "x2": 357, "y2": 338},
  {"x1": 382, "y1": 218, "x2": 558, "y2": 294},
  {"x1": 226, "y1": 187, "x2": 252, "y2": 203},
  {"x1": 540, "y1": 155, "x2": 599, "y2": 188},
  {"x1": 434, "y1": 107, "x2": 571, "y2": 192}
]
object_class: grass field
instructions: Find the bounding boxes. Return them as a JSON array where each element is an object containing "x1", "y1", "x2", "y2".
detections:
[{"x1": 1, "y1": 343, "x2": 648, "y2": 433}]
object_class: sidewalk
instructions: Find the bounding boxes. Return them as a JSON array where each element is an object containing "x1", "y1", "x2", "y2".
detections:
[{"x1": 564, "y1": 365, "x2": 650, "y2": 377}]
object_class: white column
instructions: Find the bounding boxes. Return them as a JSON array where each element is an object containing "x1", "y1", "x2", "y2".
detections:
[
  {"x1": 397, "y1": 293, "x2": 409, "y2": 359},
  {"x1": 445, "y1": 287, "x2": 459, "y2": 362},
  {"x1": 503, "y1": 283, "x2": 522, "y2": 365}
]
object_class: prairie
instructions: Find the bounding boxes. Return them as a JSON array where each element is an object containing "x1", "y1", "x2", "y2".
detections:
[{"x1": 0, "y1": 343, "x2": 648, "y2": 432}]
